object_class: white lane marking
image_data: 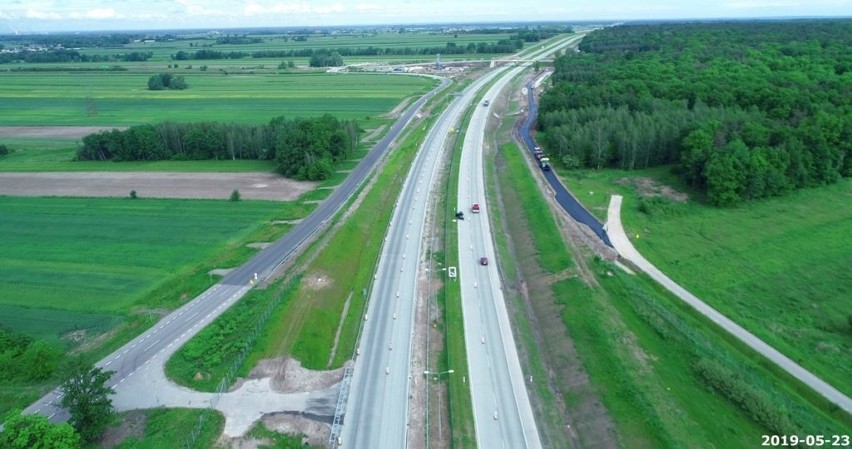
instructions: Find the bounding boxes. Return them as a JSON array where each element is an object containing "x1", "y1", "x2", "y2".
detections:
[
  {"x1": 144, "y1": 339, "x2": 160, "y2": 351},
  {"x1": 105, "y1": 360, "x2": 112, "y2": 366}
]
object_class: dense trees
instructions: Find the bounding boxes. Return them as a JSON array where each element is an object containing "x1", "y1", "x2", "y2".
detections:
[
  {"x1": 147, "y1": 72, "x2": 188, "y2": 90},
  {"x1": 309, "y1": 50, "x2": 344, "y2": 67},
  {"x1": 0, "y1": 327, "x2": 62, "y2": 382},
  {"x1": 0, "y1": 50, "x2": 151, "y2": 64},
  {"x1": 60, "y1": 361, "x2": 115, "y2": 442},
  {"x1": 0, "y1": 410, "x2": 81, "y2": 449},
  {"x1": 77, "y1": 115, "x2": 359, "y2": 181},
  {"x1": 538, "y1": 20, "x2": 851, "y2": 206}
]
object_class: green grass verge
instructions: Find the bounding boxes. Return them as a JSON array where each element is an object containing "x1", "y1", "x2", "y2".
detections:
[
  {"x1": 560, "y1": 168, "x2": 852, "y2": 398},
  {"x1": 488, "y1": 138, "x2": 569, "y2": 446},
  {"x1": 247, "y1": 421, "x2": 323, "y2": 448},
  {"x1": 443, "y1": 100, "x2": 476, "y2": 449},
  {"x1": 104, "y1": 408, "x2": 224, "y2": 449},
  {"x1": 166, "y1": 276, "x2": 300, "y2": 391},
  {"x1": 500, "y1": 143, "x2": 850, "y2": 447}
]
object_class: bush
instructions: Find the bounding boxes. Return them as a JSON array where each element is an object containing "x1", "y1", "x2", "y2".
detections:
[
  {"x1": 693, "y1": 357, "x2": 797, "y2": 435},
  {"x1": 0, "y1": 144, "x2": 9, "y2": 156},
  {"x1": 229, "y1": 189, "x2": 241, "y2": 202},
  {"x1": 637, "y1": 196, "x2": 684, "y2": 217},
  {"x1": 147, "y1": 73, "x2": 188, "y2": 90},
  {"x1": 129, "y1": 190, "x2": 137, "y2": 199}
]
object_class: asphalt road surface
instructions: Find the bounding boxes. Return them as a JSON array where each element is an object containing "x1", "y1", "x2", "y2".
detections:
[
  {"x1": 458, "y1": 67, "x2": 544, "y2": 449},
  {"x1": 21, "y1": 75, "x2": 450, "y2": 424},
  {"x1": 517, "y1": 77, "x2": 612, "y2": 246},
  {"x1": 339, "y1": 67, "x2": 509, "y2": 448}
]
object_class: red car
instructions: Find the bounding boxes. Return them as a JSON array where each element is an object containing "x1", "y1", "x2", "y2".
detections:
[{"x1": 480, "y1": 257, "x2": 488, "y2": 266}]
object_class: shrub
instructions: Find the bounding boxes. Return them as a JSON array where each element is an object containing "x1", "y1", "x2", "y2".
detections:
[{"x1": 230, "y1": 189, "x2": 241, "y2": 202}]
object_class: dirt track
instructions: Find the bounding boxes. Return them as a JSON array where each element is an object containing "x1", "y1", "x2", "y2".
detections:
[
  {"x1": 0, "y1": 126, "x2": 126, "y2": 139},
  {"x1": 0, "y1": 172, "x2": 316, "y2": 201}
]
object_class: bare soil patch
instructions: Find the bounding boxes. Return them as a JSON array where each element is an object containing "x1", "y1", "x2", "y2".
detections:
[
  {"x1": 616, "y1": 176, "x2": 688, "y2": 202},
  {"x1": 0, "y1": 125, "x2": 126, "y2": 139},
  {"x1": 0, "y1": 172, "x2": 315, "y2": 201},
  {"x1": 99, "y1": 410, "x2": 146, "y2": 449},
  {"x1": 235, "y1": 356, "x2": 344, "y2": 394}
]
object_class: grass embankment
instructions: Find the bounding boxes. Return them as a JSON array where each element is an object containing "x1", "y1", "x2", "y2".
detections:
[
  {"x1": 0, "y1": 197, "x2": 312, "y2": 415},
  {"x1": 101, "y1": 409, "x2": 224, "y2": 449},
  {"x1": 497, "y1": 143, "x2": 849, "y2": 447},
  {"x1": 0, "y1": 72, "x2": 434, "y2": 126},
  {"x1": 560, "y1": 168, "x2": 852, "y2": 398}
]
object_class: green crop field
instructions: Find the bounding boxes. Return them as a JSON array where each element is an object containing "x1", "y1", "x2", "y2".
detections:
[
  {"x1": 0, "y1": 196, "x2": 293, "y2": 341},
  {"x1": 0, "y1": 144, "x2": 277, "y2": 172},
  {"x1": 559, "y1": 168, "x2": 852, "y2": 397},
  {"x1": 0, "y1": 71, "x2": 434, "y2": 126}
]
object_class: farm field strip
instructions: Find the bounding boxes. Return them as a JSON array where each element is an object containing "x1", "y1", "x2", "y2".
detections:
[
  {"x1": 0, "y1": 196, "x2": 285, "y2": 319},
  {"x1": 0, "y1": 72, "x2": 434, "y2": 125}
]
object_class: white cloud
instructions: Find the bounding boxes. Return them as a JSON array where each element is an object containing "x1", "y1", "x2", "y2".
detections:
[
  {"x1": 244, "y1": 2, "x2": 310, "y2": 15},
  {"x1": 356, "y1": 3, "x2": 381, "y2": 12},
  {"x1": 725, "y1": 0, "x2": 803, "y2": 9},
  {"x1": 25, "y1": 8, "x2": 62, "y2": 20},
  {"x1": 242, "y1": 1, "x2": 348, "y2": 16},
  {"x1": 69, "y1": 8, "x2": 125, "y2": 20},
  {"x1": 175, "y1": 0, "x2": 228, "y2": 16},
  {"x1": 314, "y1": 3, "x2": 345, "y2": 14}
]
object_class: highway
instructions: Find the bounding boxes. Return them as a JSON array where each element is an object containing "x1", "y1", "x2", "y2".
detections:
[
  {"x1": 455, "y1": 35, "x2": 584, "y2": 449},
  {"x1": 339, "y1": 67, "x2": 509, "y2": 448},
  {"x1": 458, "y1": 66, "x2": 542, "y2": 449},
  {"x1": 21, "y1": 74, "x2": 450, "y2": 423}
]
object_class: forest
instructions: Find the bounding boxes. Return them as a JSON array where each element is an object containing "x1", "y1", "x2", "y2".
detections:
[
  {"x1": 538, "y1": 20, "x2": 851, "y2": 205},
  {"x1": 76, "y1": 115, "x2": 359, "y2": 181}
]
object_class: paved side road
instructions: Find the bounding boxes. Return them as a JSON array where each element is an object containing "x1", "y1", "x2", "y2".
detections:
[{"x1": 606, "y1": 195, "x2": 852, "y2": 415}]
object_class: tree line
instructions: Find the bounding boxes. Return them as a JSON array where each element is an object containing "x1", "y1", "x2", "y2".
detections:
[
  {"x1": 77, "y1": 115, "x2": 359, "y2": 181},
  {"x1": 172, "y1": 39, "x2": 525, "y2": 61},
  {"x1": 0, "y1": 49, "x2": 152, "y2": 64},
  {"x1": 538, "y1": 20, "x2": 851, "y2": 206}
]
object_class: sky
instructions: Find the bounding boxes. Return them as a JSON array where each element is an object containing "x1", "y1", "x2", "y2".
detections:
[{"x1": 0, "y1": 0, "x2": 850, "y2": 33}]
